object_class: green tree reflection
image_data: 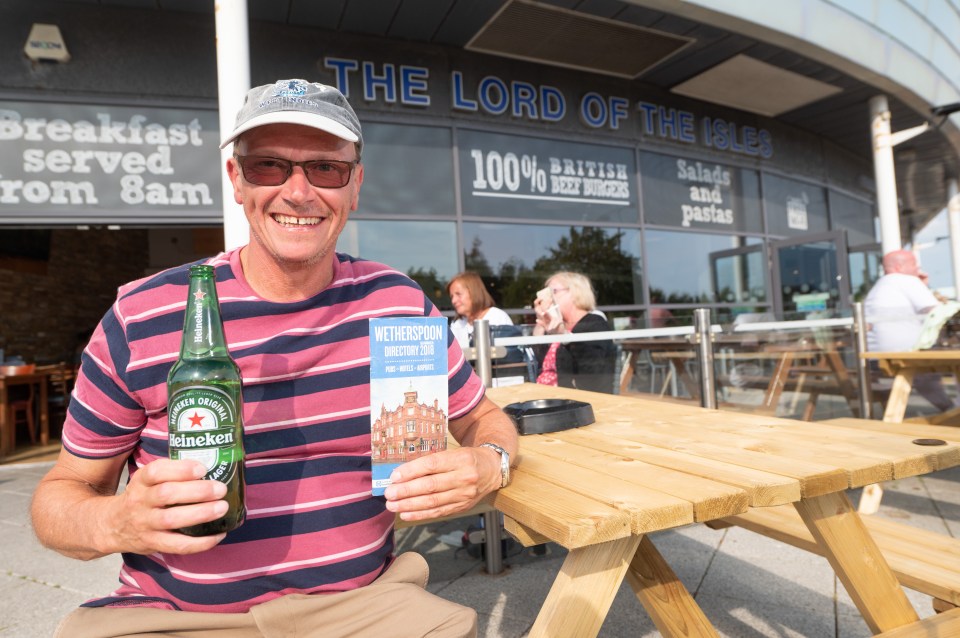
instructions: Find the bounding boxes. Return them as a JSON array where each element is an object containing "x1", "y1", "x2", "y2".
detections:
[{"x1": 465, "y1": 227, "x2": 640, "y2": 309}]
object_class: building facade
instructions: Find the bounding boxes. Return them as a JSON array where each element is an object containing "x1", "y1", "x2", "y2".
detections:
[
  {"x1": 1, "y1": 0, "x2": 958, "y2": 362},
  {"x1": 371, "y1": 387, "x2": 448, "y2": 463}
]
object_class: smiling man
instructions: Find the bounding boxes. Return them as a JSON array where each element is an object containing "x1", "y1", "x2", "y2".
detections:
[{"x1": 31, "y1": 79, "x2": 517, "y2": 638}]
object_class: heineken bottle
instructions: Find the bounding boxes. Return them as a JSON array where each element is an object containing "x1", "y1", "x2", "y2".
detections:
[{"x1": 167, "y1": 264, "x2": 245, "y2": 536}]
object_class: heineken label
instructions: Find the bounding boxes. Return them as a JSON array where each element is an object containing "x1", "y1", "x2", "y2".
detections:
[{"x1": 168, "y1": 386, "x2": 241, "y2": 480}]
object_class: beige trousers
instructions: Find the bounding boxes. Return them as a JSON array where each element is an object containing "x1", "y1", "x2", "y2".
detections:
[{"x1": 54, "y1": 552, "x2": 477, "y2": 638}]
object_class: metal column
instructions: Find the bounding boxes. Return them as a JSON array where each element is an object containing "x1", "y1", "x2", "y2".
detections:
[
  {"x1": 948, "y1": 179, "x2": 960, "y2": 300},
  {"x1": 853, "y1": 302, "x2": 872, "y2": 419},
  {"x1": 694, "y1": 308, "x2": 717, "y2": 409},
  {"x1": 472, "y1": 320, "x2": 504, "y2": 574},
  {"x1": 215, "y1": 0, "x2": 251, "y2": 251},
  {"x1": 870, "y1": 95, "x2": 902, "y2": 256}
]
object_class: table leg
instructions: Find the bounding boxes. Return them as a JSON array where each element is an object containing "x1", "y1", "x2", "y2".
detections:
[
  {"x1": 627, "y1": 535, "x2": 719, "y2": 638},
  {"x1": 0, "y1": 382, "x2": 8, "y2": 457},
  {"x1": 761, "y1": 352, "x2": 795, "y2": 412},
  {"x1": 527, "y1": 534, "x2": 642, "y2": 638},
  {"x1": 620, "y1": 352, "x2": 636, "y2": 394},
  {"x1": 794, "y1": 491, "x2": 918, "y2": 634},
  {"x1": 39, "y1": 378, "x2": 49, "y2": 445},
  {"x1": 882, "y1": 370, "x2": 915, "y2": 422},
  {"x1": 859, "y1": 370, "x2": 916, "y2": 513}
]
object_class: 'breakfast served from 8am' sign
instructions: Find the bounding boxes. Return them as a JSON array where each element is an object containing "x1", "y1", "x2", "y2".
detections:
[{"x1": 0, "y1": 101, "x2": 221, "y2": 218}]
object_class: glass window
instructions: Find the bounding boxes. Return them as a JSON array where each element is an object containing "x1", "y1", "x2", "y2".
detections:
[
  {"x1": 829, "y1": 190, "x2": 876, "y2": 247},
  {"x1": 710, "y1": 247, "x2": 767, "y2": 303},
  {"x1": 461, "y1": 222, "x2": 642, "y2": 309},
  {"x1": 457, "y1": 129, "x2": 638, "y2": 223},
  {"x1": 341, "y1": 220, "x2": 458, "y2": 305},
  {"x1": 646, "y1": 230, "x2": 761, "y2": 304},
  {"x1": 849, "y1": 248, "x2": 882, "y2": 302},
  {"x1": 639, "y1": 152, "x2": 762, "y2": 233},
  {"x1": 763, "y1": 174, "x2": 828, "y2": 237},
  {"x1": 357, "y1": 123, "x2": 455, "y2": 216}
]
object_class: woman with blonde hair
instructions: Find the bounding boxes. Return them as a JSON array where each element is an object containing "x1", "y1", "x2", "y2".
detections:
[{"x1": 532, "y1": 271, "x2": 615, "y2": 393}]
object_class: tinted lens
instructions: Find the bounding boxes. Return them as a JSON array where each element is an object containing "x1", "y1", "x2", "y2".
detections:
[
  {"x1": 236, "y1": 156, "x2": 355, "y2": 188},
  {"x1": 303, "y1": 160, "x2": 354, "y2": 188},
  {"x1": 239, "y1": 157, "x2": 289, "y2": 186}
]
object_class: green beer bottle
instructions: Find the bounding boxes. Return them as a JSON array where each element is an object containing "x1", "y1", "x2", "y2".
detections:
[{"x1": 167, "y1": 264, "x2": 246, "y2": 536}]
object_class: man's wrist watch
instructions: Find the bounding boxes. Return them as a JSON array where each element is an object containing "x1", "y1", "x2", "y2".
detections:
[{"x1": 479, "y1": 442, "x2": 511, "y2": 489}]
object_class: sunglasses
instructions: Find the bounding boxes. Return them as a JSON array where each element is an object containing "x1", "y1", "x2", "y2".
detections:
[{"x1": 234, "y1": 155, "x2": 358, "y2": 189}]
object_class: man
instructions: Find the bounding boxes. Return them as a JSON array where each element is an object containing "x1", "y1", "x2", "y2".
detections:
[
  {"x1": 31, "y1": 79, "x2": 517, "y2": 638},
  {"x1": 864, "y1": 249, "x2": 958, "y2": 412}
]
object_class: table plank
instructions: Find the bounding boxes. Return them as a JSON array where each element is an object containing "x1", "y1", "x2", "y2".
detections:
[
  {"x1": 487, "y1": 383, "x2": 849, "y2": 496},
  {"x1": 521, "y1": 435, "x2": 748, "y2": 525},
  {"x1": 587, "y1": 419, "x2": 850, "y2": 497},
  {"x1": 685, "y1": 412, "x2": 960, "y2": 481},
  {"x1": 826, "y1": 416, "x2": 960, "y2": 442},
  {"x1": 490, "y1": 470, "x2": 631, "y2": 550},
  {"x1": 555, "y1": 428, "x2": 801, "y2": 507}
]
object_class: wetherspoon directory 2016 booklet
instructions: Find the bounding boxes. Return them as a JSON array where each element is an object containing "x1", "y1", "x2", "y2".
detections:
[{"x1": 369, "y1": 317, "x2": 449, "y2": 496}]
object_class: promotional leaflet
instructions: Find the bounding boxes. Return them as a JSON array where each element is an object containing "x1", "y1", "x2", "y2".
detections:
[{"x1": 369, "y1": 316, "x2": 449, "y2": 496}]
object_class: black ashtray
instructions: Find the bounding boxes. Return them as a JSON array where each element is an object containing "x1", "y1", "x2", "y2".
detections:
[{"x1": 503, "y1": 399, "x2": 595, "y2": 435}]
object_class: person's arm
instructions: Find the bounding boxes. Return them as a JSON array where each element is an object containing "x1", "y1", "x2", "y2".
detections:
[
  {"x1": 31, "y1": 450, "x2": 231, "y2": 560},
  {"x1": 383, "y1": 396, "x2": 517, "y2": 522}
]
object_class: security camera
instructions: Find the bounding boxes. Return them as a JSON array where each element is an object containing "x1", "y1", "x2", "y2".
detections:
[{"x1": 931, "y1": 102, "x2": 960, "y2": 117}]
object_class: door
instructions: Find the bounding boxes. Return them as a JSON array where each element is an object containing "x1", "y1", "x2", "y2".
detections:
[
  {"x1": 771, "y1": 230, "x2": 850, "y2": 319},
  {"x1": 709, "y1": 244, "x2": 768, "y2": 306}
]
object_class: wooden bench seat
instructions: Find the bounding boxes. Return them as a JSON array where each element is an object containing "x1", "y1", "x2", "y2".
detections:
[
  {"x1": 710, "y1": 504, "x2": 960, "y2": 608},
  {"x1": 873, "y1": 607, "x2": 960, "y2": 636}
]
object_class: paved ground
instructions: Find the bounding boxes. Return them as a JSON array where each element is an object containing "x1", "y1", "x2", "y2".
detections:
[
  {"x1": 3, "y1": 451, "x2": 959, "y2": 637},
  {"x1": 3, "y1": 392, "x2": 958, "y2": 637}
]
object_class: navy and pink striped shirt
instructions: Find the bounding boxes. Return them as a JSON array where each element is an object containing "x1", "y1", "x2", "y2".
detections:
[{"x1": 62, "y1": 248, "x2": 484, "y2": 612}]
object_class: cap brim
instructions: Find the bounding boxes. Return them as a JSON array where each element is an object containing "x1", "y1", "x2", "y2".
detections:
[{"x1": 219, "y1": 111, "x2": 360, "y2": 149}]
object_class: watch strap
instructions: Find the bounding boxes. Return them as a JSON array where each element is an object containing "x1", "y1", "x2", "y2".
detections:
[{"x1": 479, "y1": 442, "x2": 510, "y2": 489}]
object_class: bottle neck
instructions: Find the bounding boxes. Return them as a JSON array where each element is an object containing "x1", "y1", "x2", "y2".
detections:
[{"x1": 181, "y1": 271, "x2": 229, "y2": 359}]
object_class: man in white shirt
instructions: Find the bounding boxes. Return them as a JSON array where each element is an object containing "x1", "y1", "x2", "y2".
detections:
[{"x1": 865, "y1": 249, "x2": 958, "y2": 412}]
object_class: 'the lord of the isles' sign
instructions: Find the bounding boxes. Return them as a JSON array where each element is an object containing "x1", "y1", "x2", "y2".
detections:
[
  {"x1": 0, "y1": 55, "x2": 775, "y2": 223},
  {"x1": 322, "y1": 57, "x2": 774, "y2": 158}
]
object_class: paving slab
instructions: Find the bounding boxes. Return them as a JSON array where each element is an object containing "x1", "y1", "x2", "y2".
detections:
[{"x1": 2, "y1": 438, "x2": 958, "y2": 638}]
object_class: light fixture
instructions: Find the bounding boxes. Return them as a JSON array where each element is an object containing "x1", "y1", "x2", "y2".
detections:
[{"x1": 24, "y1": 23, "x2": 70, "y2": 63}]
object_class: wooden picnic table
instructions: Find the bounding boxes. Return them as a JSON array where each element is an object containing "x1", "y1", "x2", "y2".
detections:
[
  {"x1": 484, "y1": 383, "x2": 960, "y2": 637},
  {"x1": 0, "y1": 367, "x2": 51, "y2": 457},
  {"x1": 860, "y1": 350, "x2": 960, "y2": 423},
  {"x1": 636, "y1": 342, "x2": 858, "y2": 419}
]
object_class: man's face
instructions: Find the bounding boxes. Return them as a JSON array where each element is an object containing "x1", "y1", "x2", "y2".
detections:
[{"x1": 226, "y1": 123, "x2": 363, "y2": 269}]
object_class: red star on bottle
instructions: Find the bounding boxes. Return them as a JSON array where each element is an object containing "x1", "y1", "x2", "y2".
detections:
[
  {"x1": 193, "y1": 290, "x2": 206, "y2": 301},
  {"x1": 187, "y1": 411, "x2": 205, "y2": 428}
]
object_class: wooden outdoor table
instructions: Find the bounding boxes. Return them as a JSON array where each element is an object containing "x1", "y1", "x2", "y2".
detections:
[
  {"x1": 861, "y1": 351, "x2": 960, "y2": 423},
  {"x1": 643, "y1": 345, "x2": 857, "y2": 419},
  {"x1": 484, "y1": 383, "x2": 960, "y2": 637},
  {"x1": 0, "y1": 369, "x2": 51, "y2": 457}
]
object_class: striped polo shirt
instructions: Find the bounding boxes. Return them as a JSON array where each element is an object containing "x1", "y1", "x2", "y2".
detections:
[{"x1": 62, "y1": 247, "x2": 484, "y2": 613}]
